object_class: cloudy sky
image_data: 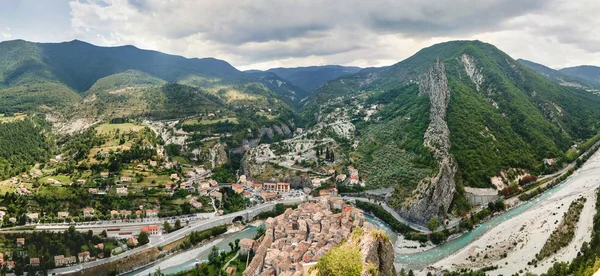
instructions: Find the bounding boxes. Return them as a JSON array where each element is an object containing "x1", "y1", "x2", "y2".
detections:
[{"x1": 0, "y1": 0, "x2": 598, "y2": 70}]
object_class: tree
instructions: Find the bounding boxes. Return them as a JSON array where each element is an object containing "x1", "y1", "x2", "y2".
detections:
[
  {"x1": 408, "y1": 270, "x2": 415, "y2": 276},
  {"x1": 163, "y1": 221, "x2": 172, "y2": 233},
  {"x1": 174, "y1": 219, "x2": 181, "y2": 229},
  {"x1": 229, "y1": 242, "x2": 234, "y2": 252},
  {"x1": 208, "y1": 246, "x2": 220, "y2": 265},
  {"x1": 235, "y1": 238, "x2": 240, "y2": 250},
  {"x1": 153, "y1": 268, "x2": 165, "y2": 276},
  {"x1": 427, "y1": 217, "x2": 439, "y2": 232},
  {"x1": 138, "y1": 231, "x2": 150, "y2": 245},
  {"x1": 103, "y1": 247, "x2": 112, "y2": 258}
]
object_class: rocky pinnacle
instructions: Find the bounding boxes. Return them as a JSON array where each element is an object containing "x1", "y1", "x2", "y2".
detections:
[{"x1": 403, "y1": 58, "x2": 457, "y2": 224}]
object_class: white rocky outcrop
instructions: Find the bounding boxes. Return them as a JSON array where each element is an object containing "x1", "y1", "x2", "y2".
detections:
[{"x1": 461, "y1": 54, "x2": 484, "y2": 92}]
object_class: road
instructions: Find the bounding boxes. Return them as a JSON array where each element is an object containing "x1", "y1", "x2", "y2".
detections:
[
  {"x1": 46, "y1": 198, "x2": 305, "y2": 275},
  {"x1": 343, "y1": 196, "x2": 435, "y2": 233}
]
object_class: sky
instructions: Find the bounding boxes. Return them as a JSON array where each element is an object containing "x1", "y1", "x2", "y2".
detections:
[{"x1": 0, "y1": 0, "x2": 598, "y2": 71}]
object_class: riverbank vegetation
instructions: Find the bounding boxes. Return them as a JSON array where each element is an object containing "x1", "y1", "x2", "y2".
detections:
[{"x1": 535, "y1": 197, "x2": 586, "y2": 262}]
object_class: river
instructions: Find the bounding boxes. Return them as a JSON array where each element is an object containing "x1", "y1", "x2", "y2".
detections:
[
  {"x1": 126, "y1": 213, "x2": 397, "y2": 275},
  {"x1": 396, "y1": 173, "x2": 577, "y2": 270}
]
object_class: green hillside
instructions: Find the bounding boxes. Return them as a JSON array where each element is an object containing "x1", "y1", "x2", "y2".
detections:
[
  {"x1": 517, "y1": 59, "x2": 600, "y2": 90},
  {"x1": 86, "y1": 70, "x2": 166, "y2": 94},
  {"x1": 0, "y1": 39, "x2": 301, "y2": 114},
  {"x1": 560, "y1": 65, "x2": 600, "y2": 87},
  {"x1": 307, "y1": 41, "x2": 600, "y2": 204},
  {"x1": 0, "y1": 82, "x2": 81, "y2": 114}
]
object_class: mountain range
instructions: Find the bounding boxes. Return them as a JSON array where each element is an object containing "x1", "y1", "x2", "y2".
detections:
[
  {"x1": 2, "y1": 38, "x2": 600, "y2": 223},
  {"x1": 303, "y1": 40, "x2": 600, "y2": 222}
]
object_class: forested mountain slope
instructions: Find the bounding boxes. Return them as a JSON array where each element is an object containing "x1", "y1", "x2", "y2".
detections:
[
  {"x1": 265, "y1": 65, "x2": 362, "y2": 93},
  {"x1": 517, "y1": 59, "x2": 600, "y2": 90},
  {"x1": 304, "y1": 40, "x2": 600, "y2": 222},
  {"x1": 0, "y1": 39, "x2": 299, "y2": 114},
  {"x1": 560, "y1": 65, "x2": 600, "y2": 88}
]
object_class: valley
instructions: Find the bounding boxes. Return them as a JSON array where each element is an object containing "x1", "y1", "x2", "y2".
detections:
[{"x1": 1, "y1": 38, "x2": 600, "y2": 276}]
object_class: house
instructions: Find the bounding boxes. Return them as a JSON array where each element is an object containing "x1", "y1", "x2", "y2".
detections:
[
  {"x1": 239, "y1": 238, "x2": 254, "y2": 256},
  {"x1": 232, "y1": 184, "x2": 244, "y2": 194},
  {"x1": 146, "y1": 209, "x2": 158, "y2": 217},
  {"x1": 252, "y1": 183, "x2": 263, "y2": 191},
  {"x1": 58, "y1": 211, "x2": 69, "y2": 218},
  {"x1": 116, "y1": 187, "x2": 128, "y2": 195},
  {"x1": 209, "y1": 179, "x2": 218, "y2": 187},
  {"x1": 243, "y1": 190, "x2": 252, "y2": 198},
  {"x1": 120, "y1": 177, "x2": 132, "y2": 182},
  {"x1": 543, "y1": 158, "x2": 556, "y2": 166},
  {"x1": 199, "y1": 182, "x2": 211, "y2": 189},
  {"x1": 180, "y1": 181, "x2": 194, "y2": 191},
  {"x1": 5, "y1": 261, "x2": 13, "y2": 270},
  {"x1": 263, "y1": 182, "x2": 290, "y2": 193},
  {"x1": 336, "y1": 174, "x2": 347, "y2": 182},
  {"x1": 319, "y1": 188, "x2": 338, "y2": 197},
  {"x1": 30, "y1": 257, "x2": 40, "y2": 266},
  {"x1": 78, "y1": 251, "x2": 91, "y2": 262},
  {"x1": 199, "y1": 188, "x2": 210, "y2": 196},
  {"x1": 110, "y1": 210, "x2": 119, "y2": 217},
  {"x1": 15, "y1": 185, "x2": 32, "y2": 195},
  {"x1": 141, "y1": 225, "x2": 160, "y2": 235},
  {"x1": 27, "y1": 213, "x2": 39, "y2": 221},
  {"x1": 349, "y1": 175, "x2": 359, "y2": 186},
  {"x1": 16, "y1": 238, "x2": 25, "y2": 247},
  {"x1": 95, "y1": 243, "x2": 104, "y2": 250},
  {"x1": 225, "y1": 266, "x2": 237, "y2": 275},
  {"x1": 238, "y1": 175, "x2": 247, "y2": 185},
  {"x1": 47, "y1": 178, "x2": 61, "y2": 185},
  {"x1": 8, "y1": 217, "x2": 17, "y2": 224},
  {"x1": 191, "y1": 198, "x2": 203, "y2": 209},
  {"x1": 464, "y1": 187, "x2": 499, "y2": 206},
  {"x1": 311, "y1": 178, "x2": 322, "y2": 188},
  {"x1": 149, "y1": 160, "x2": 157, "y2": 167},
  {"x1": 261, "y1": 191, "x2": 277, "y2": 202},
  {"x1": 135, "y1": 210, "x2": 142, "y2": 216},
  {"x1": 128, "y1": 237, "x2": 138, "y2": 246},
  {"x1": 328, "y1": 169, "x2": 336, "y2": 175},
  {"x1": 170, "y1": 173, "x2": 180, "y2": 181},
  {"x1": 185, "y1": 171, "x2": 196, "y2": 178},
  {"x1": 120, "y1": 210, "x2": 132, "y2": 217},
  {"x1": 83, "y1": 208, "x2": 95, "y2": 217},
  {"x1": 0, "y1": 211, "x2": 5, "y2": 220},
  {"x1": 54, "y1": 255, "x2": 72, "y2": 266},
  {"x1": 88, "y1": 188, "x2": 98, "y2": 194},
  {"x1": 10, "y1": 177, "x2": 19, "y2": 184},
  {"x1": 100, "y1": 172, "x2": 109, "y2": 178},
  {"x1": 77, "y1": 179, "x2": 86, "y2": 184}
]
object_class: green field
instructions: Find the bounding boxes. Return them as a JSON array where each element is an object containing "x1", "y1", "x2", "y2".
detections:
[
  {"x1": 95, "y1": 123, "x2": 144, "y2": 134},
  {"x1": 183, "y1": 117, "x2": 238, "y2": 125},
  {"x1": 40, "y1": 174, "x2": 72, "y2": 185},
  {"x1": 37, "y1": 186, "x2": 71, "y2": 197}
]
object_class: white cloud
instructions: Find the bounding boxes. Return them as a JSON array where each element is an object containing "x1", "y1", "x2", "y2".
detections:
[{"x1": 0, "y1": 0, "x2": 591, "y2": 70}]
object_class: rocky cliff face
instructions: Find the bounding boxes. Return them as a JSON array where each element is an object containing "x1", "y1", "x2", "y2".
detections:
[
  {"x1": 354, "y1": 230, "x2": 395, "y2": 276},
  {"x1": 402, "y1": 59, "x2": 457, "y2": 224},
  {"x1": 310, "y1": 228, "x2": 395, "y2": 276}
]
